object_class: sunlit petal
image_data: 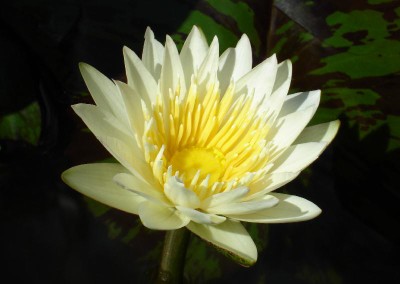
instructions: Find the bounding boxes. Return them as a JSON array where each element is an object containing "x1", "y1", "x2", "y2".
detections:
[
  {"x1": 176, "y1": 206, "x2": 226, "y2": 224},
  {"x1": 235, "y1": 54, "x2": 278, "y2": 106},
  {"x1": 62, "y1": 163, "x2": 145, "y2": 214},
  {"x1": 295, "y1": 120, "x2": 340, "y2": 145},
  {"x1": 187, "y1": 220, "x2": 257, "y2": 267},
  {"x1": 160, "y1": 36, "x2": 186, "y2": 97},
  {"x1": 123, "y1": 46, "x2": 158, "y2": 106},
  {"x1": 164, "y1": 176, "x2": 201, "y2": 208},
  {"x1": 208, "y1": 194, "x2": 279, "y2": 215},
  {"x1": 180, "y1": 26, "x2": 209, "y2": 87},
  {"x1": 271, "y1": 142, "x2": 328, "y2": 173},
  {"x1": 218, "y1": 34, "x2": 252, "y2": 93},
  {"x1": 139, "y1": 201, "x2": 190, "y2": 230},
  {"x1": 142, "y1": 27, "x2": 164, "y2": 81},
  {"x1": 113, "y1": 173, "x2": 170, "y2": 205},
  {"x1": 228, "y1": 193, "x2": 321, "y2": 223}
]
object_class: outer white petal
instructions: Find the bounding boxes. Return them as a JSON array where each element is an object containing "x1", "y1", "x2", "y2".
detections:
[
  {"x1": 270, "y1": 142, "x2": 328, "y2": 173},
  {"x1": 72, "y1": 103, "x2": 131, "y2": 138},
  {"x1": 187, "y1": 220, "x2": 257, "y2": 266},
  {"x1": 160, "y1": 36, "x2": 186, "y2": 97},
  {"x1": 138, "y1": 201, "x2": 190, "y2": 230},
  {"x1": 244, "y1": 172, "x2": 300, "y2": 201},
  {"x1": 176, "y1": 206, "x2": 226, "y2": 224},
  {"x1": 197, "y1": 36, "x2": 219, "y2": 94},
  {"x1": 71, "y1": 104, "x2": 136, "y2": 154},
  {"x1": 113, "y1": 173, "x2": 170, "y2": 206},
  {"x1": 142, "y1": 27, "x2": 164, "y2": 81},
  {"x1": 218, "y1": 34, "x2": 252, "y2": 93},
  {"x1": 271, "y1": 60, "x2": 292, "y2": 96},
  {"x1": 201, "y1": 186, "x2": 249, "y2": 209},
  {"x1": 207, "y1": 195, "x2": 279, "y2": 215},
  {"x1": 234, "y1": 54, "x2": 278, "y2": 106},
  {"x1": 228, "y1": 193, "x2": 321, "y2": 223},
  {"x1": 295, "y1": 120, "x2": 340, "y2": 144},
  {"x1": 258, "y1": 60, "x2": 292, "y2": 121},
  {"x1": 62, "y1": 163, "x2": 145, "y2": 214},
  {"x1": 164, "y1": 176, "x2": 201, "y2": 208},
  {"x1": 268, "y1": 106, "x2": 316, "y2": 150},
  {"x1": 79, "y1": 63, "x2": 127, "y2": 123},
  {"x1": 114, "y1": 80, "x2": 145, "y2": 137},
  {"x1": 123, "y1": 46, "x2": 158, "y2": 106},
  {"x1": 72, "y1": 104, "x2": 153, "y2": 183},
  {"x1": 180, "y1": 26, "x2": 209, "y2": 87},
  {"x1": 278, "y1": 90, "x2": 321, "y2": 118}
]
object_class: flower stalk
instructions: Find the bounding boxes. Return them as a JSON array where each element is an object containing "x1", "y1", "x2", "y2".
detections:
[{"x1": 156, "y1": 228, "x2": 190, "y2": 284}]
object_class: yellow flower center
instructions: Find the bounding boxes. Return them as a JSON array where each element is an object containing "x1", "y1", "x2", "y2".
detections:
[
  {"x1": 170, "y1": 147, "x2": 226, "y2": 187},
  {"x1": 142, "y1": 80, "x2": 272, "y2": 198}
]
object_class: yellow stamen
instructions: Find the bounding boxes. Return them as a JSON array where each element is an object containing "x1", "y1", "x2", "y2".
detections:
[{"x1": 145, "y1": 80, "x2": 272, "y2": 197}]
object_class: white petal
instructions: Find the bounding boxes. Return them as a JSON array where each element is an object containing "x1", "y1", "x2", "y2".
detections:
[
  {"x1": 197, "y1": 36, "x2": 219, "y2": 89},
  {"x1": 272, "y1": 60, "x2": 292, "y2": 95},
  {"x1": 164, "y1": 176, "x2": 200, "y2": 208},
  {"x1": 235, "y1": 54, "x2": 278, "y2": 106},
  {"x1": 138, "y1": 201, "x2": 190, "y2": 230},
  {"x1": 180, "y1": 26, "x2": 209, "y2": 88},
  {"x1": 79, "y1": 63, "x2": 126, "y2": 121},
  {"x1": 208, "y1": 195, "x2": 279, "y2": 215},
  {"x1": 72, "y1": 104, "x2": 153, "y2": 183},
  {"x1": 142, "y1": 27, "x2": 164, "y2": 81},
  {"x1": 271, "y1": 142, "x2": 328, "y2": 173},
  {"x1": 71, "y1": 103, "x2": 135, "y2": 155},
  {"x1": 218, "y1": 34, "x2": 252, "y2": 93},
  {"x1": 186, "y1": 220, "x2": 257, "y2": 266},
  {"x1": 62, "y1": 163, "x2": 144, "y2": 214},
  {"x1": 201, "y1": 186, "x2": 249, "y2": 209},
  {"x1": 268, "y1": 106, "x2": 316, "y2": 150},
  {"x1": 258, "y1": 60, "x2": 292, "y2": 120},
  {"x1": 228, "y1": 193, "x2": 321, "y2": 223},
  {"x1": 72, "y1": 103, "x2": 131, "y2": 138},
  {"x1": 123, "y1": 46, "x2": 158, "y2": 106},
  {"x1": 278, "y1": 90, "x2": 321, "y2": 118},
  {"x1": 113, "y1": 173, "x2": 170, "y2": 205},
  {"x1": 160, "y1": 36, "x2": 186, "y2": 97},
  {"x1": 176, "y1": 206, "x2": 226, "y2": 224},
  {"x1": 97, "y1": 136, "x2": 155, "y2": 184},
  {"x1": 244, "y1": 172, "x2": 300, "y2": 201},
  {"x1": 114, "y1": 80, "x2": 145, "y2": 137},
  {"x1": 295, "y1": 120, "x2": 340, "y2": 144}
]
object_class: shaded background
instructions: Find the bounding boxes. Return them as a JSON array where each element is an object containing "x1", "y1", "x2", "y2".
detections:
[{"x1": 1, "y1": 0, "x2": 399, "y2": 283}]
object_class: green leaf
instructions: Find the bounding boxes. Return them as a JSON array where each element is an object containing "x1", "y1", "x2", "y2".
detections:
[{"x1": 0, "y1": 101, "x2": 41, "y2": 145}]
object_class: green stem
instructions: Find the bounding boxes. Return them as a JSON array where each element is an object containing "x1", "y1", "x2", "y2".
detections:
[{"x1": 155, "y1": 228, "x2": 190, "y2": 284}]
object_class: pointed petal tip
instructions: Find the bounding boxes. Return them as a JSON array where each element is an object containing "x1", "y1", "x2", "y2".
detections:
[
  {"x1": 280, "y1": 58, "x2": 292, "y2": 70},
  {"x1": 122, "y1": 45, "x2": 132, "y2": 56},
  {"x1": 333, "y1": 119, "x2": 341, "y2": 128},
  {"x1": 239, "y1": 33, "x2": 250, "y2": 42},
  {"x1": 330, "y1": 119, "x2": 341, "y2": 138},
  {"x1": 78, "y1": 61, "x2": 87, "y2": 69},
  {"x1": 144, "y1": 26, "x2": 154, "y2": 38},
  {"x1": 78, "y1": 62, "x2": 93, "y2": 74},
  {"x1": 191, "y1": 25, "x2": 200, "y2": 33},
  {"x1": 165, "y1": 34, "x2": 174, "y2": 44}
]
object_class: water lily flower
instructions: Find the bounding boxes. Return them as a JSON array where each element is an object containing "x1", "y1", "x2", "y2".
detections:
[{"x1": 62, "y1": 26, "x2": 339, "y2": 266}]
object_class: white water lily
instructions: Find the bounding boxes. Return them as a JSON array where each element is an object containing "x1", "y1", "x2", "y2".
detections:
[{"x1": 62, "y1": 26, "x2": 339, "y2": 266}]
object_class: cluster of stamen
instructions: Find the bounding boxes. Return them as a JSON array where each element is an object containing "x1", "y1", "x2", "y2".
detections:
[{"x1": 142, "y1": 79, "x2": 272, "y2": 199}]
